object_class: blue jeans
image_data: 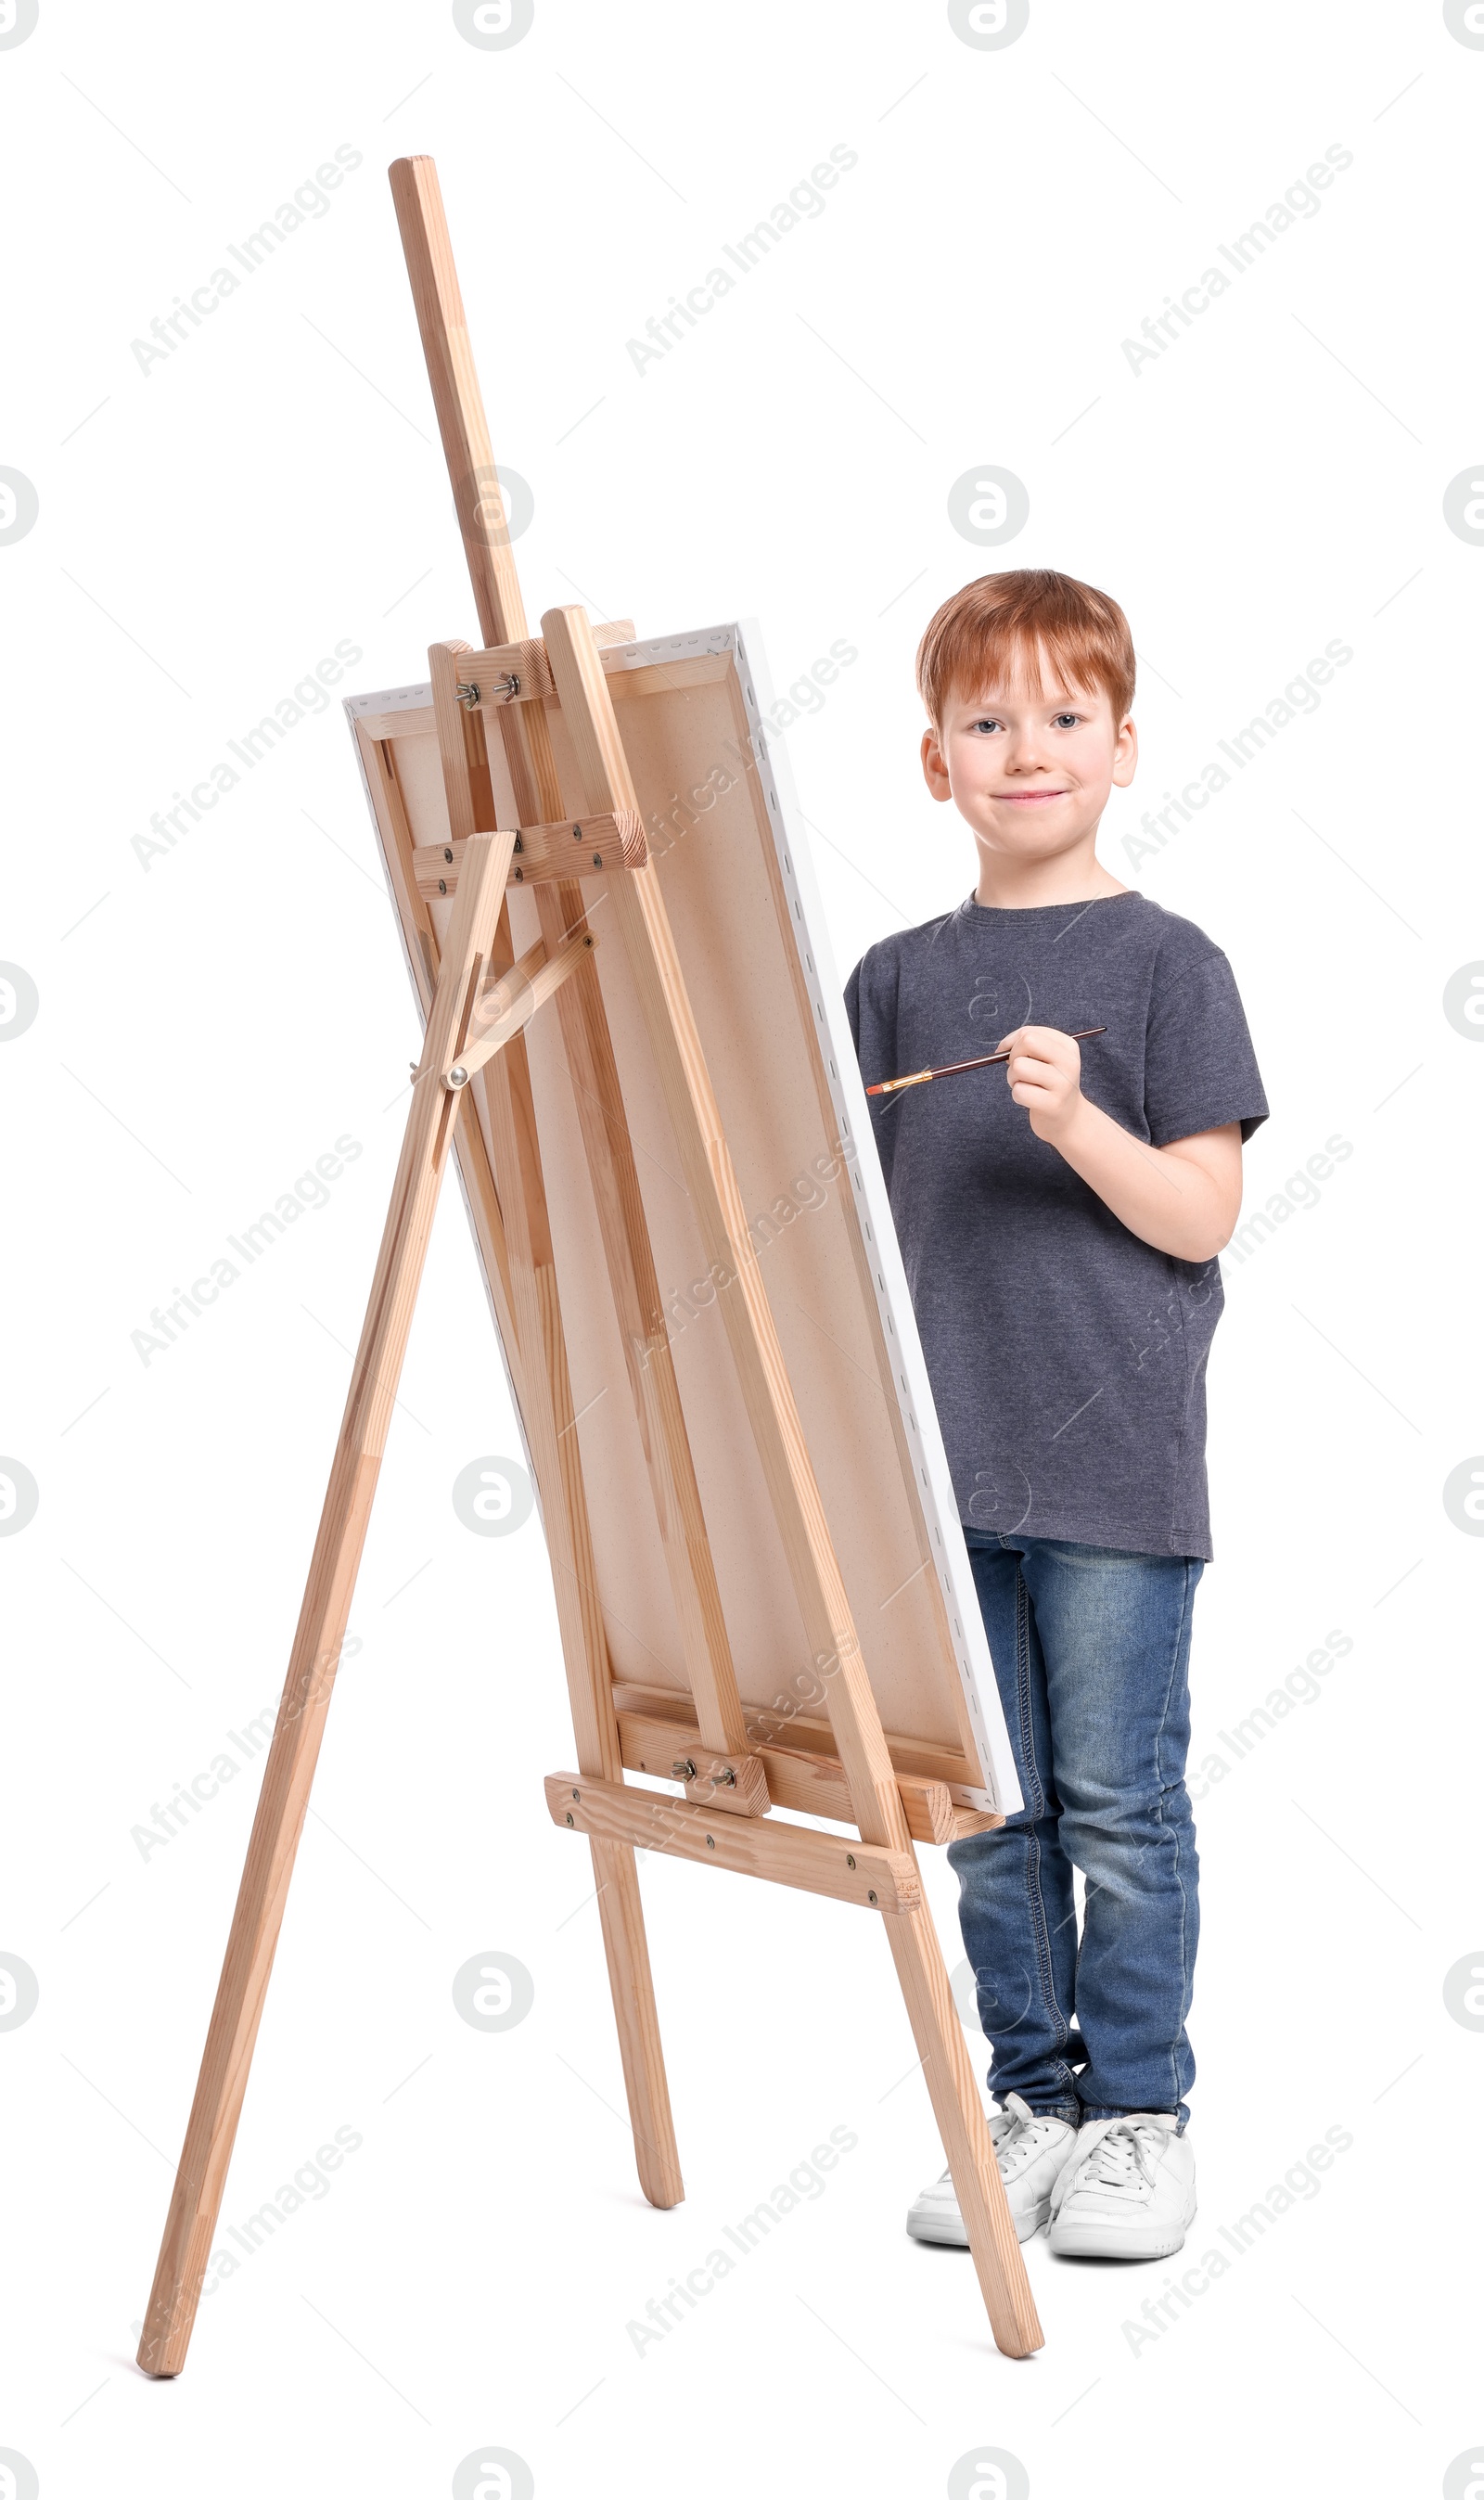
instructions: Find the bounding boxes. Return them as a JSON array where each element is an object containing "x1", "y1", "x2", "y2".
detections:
[{"x1": 948, "y1": 1530, "x2": 1204, "y2": 2130}]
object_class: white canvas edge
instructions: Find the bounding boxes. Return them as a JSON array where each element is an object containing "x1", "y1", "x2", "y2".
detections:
[
  {"x1": 723, "y1": 619, "x2": 1019, "y2": 1817},
  {"x1": 343, "y1": 627, "x2": 1021, "y2": 1817}
]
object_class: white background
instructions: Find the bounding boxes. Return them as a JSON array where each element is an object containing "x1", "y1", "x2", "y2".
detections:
[{"x1": 2, "y1": 3, "x2": 1480, "y2": 2494}]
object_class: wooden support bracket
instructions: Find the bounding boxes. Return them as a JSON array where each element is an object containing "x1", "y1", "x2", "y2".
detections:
[{"x1": 443, "y1": 928, "x2": 598, "y2": 1088}]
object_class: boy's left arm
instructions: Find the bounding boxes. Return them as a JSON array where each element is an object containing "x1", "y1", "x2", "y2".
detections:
[{"x1": 996, "y1": 1024, "x2": 1243, "y2": 1263}]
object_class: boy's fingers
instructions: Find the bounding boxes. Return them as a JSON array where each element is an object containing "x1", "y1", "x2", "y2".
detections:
[{"x1": 1003, "y1": 1025, "x2": 1059, "y2": 1051}]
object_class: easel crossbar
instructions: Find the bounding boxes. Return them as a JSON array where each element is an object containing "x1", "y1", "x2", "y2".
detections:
[
  {"x1": 545, "y1": 1773, "x2": 920, "y2": 1912},
  {"x1": 413, "y1": 811, "x2": 646, "y2": 899}
]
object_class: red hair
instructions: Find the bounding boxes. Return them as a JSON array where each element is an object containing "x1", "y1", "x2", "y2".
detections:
[{"x1": 915, "y1": 569, "x2": 1135, "y2": 729}]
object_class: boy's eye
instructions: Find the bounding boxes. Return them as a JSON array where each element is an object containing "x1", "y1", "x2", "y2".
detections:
[{"x1": 967, "y1": 712, "x2": 1083, "y2": 733}]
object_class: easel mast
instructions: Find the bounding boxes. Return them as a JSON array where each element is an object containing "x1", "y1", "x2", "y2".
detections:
[{"x1": 136, "y1": 156, "x2": 1042, "y2": 2376}]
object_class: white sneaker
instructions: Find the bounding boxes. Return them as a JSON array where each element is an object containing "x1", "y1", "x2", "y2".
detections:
[
  {"x1": 905, "y1": 2095, "x2": 1081, "y2": 2247},
  {"x1": 1046, "y1": 2112, "x2": 1196, "y2": 2259}
]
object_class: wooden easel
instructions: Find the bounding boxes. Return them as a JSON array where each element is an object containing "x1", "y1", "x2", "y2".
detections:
[{"x1": 136, "y1": 155, "x2": 1043, "y2": 2374}]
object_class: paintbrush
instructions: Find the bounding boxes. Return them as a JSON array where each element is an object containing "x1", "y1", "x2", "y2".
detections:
[{"x1": 865, "y1": 1027, "x2": 1107, "y2": 1096}]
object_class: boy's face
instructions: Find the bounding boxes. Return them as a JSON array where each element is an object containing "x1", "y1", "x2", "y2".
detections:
[{"x1": 920, "y1": 642, "x2": 1137, "y2": 873}]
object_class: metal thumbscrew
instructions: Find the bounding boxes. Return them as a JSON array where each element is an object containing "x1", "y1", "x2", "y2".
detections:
[
  {"x1": 456, "y1": 682, "x2": 480, "y2": 709},
  {"x1": 846, "y1": 1853, "x2": 857, "y2": 1868},
  {"x1": 672, "y1": 1758, "x2": 697, "y2": 1781},
  {"x1": 715, "y1": 1766, "x2": 737, "y2": 1787}
]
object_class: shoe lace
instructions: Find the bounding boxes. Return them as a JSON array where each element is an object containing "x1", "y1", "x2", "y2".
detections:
[
  {"x1": 993, "y1": 2095, "x2": 1067, "y2": 2172},
  {"x1": 1073, "y1": 2117, "x2": 1165, "y2": 2194}
]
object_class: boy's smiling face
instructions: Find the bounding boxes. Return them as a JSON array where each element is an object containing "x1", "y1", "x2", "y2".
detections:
[{"x1": 920, "y1": 639, "x2": 1137, "y2": 895}]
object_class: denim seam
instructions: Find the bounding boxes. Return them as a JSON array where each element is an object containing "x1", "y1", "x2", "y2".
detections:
[
  {"x1": 1159, "y1": 1250, "x2": 1193, "y2": 1552},
  {"x1": 1153, "y1": 1554, "x2": 1198, "y2": 2115},
  {"x1": 1013, "y1": 1565, "x2": 1076, "y2": 2088},
  {"x1": 1014, "y1": 1565, "x2": 1043, "y2": 1821}
]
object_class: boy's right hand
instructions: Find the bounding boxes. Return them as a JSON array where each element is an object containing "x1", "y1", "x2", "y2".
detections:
[{"x1": 995, "y1": 1026, "x2": 1086, "y2": 1147}]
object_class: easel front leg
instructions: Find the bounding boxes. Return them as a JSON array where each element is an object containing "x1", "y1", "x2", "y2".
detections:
[
  {"x1": 136, "y1": 830, "x2": 513, "y2": 2378},
  {"x1": 886, "y1": 1905, "x2": 1043, "y2": 2359},
  {"x1": 589, "y1": 1840, "x2": 683, "y2": 2207}
]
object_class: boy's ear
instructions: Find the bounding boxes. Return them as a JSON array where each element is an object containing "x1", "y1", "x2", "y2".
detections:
[
  {"x1": 1111, "y1": 715, "x2": 1139, "y2": 788},
  {"x1": 921, "y1": 723, "x2": 952, "y2": 802}
]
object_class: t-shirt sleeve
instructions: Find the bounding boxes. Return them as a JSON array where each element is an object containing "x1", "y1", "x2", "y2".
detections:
[
  {"x1": 844, "y1": 945, "x2": 903, "y2": 1186},
  {"x1": 1145, "y1": 947, "x2": 1269, "y2": 1147},
  {"x1": 844, "y1": 955, "x2": 864, "y2": 1057}
]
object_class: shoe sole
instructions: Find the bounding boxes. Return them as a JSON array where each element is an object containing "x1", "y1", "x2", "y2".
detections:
[
  {"x1": 907, "y1": 2193, "x2": 1049, "y2": 2249},
  {"x1": 905, "y1": 2214, "x2": 970, "y2": 2248},
  {"x1": 1047, "y1": 2195, "x2": 1196, "y2": 2262}
]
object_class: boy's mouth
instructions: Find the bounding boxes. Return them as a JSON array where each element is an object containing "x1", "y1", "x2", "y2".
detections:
[{"x1": 993, "y1": 788, "x2": 1069, "y2": 806}]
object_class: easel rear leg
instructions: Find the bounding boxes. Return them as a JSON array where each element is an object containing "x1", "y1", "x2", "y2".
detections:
[
  {"x1": 136, "y1": 832, "x2": 513, "y2": 2377},
  {"x1": 477, "y1": 1045, "x2": 684, "y2": 2213}
]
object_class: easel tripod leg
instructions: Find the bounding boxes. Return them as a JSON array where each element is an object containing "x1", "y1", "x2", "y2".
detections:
[{"x1": 135, "y1": 832, "x2": 512, "y2": 2378}]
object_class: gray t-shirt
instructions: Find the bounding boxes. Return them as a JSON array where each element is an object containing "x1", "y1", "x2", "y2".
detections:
[{"x1": 845, "y1": 891, "x2": 1269, "y2": 1560}]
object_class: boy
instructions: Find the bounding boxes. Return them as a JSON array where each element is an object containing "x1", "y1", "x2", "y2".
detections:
[{"x1": 845, "y1": 569, "x2": 1268, "y2": 2262}]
